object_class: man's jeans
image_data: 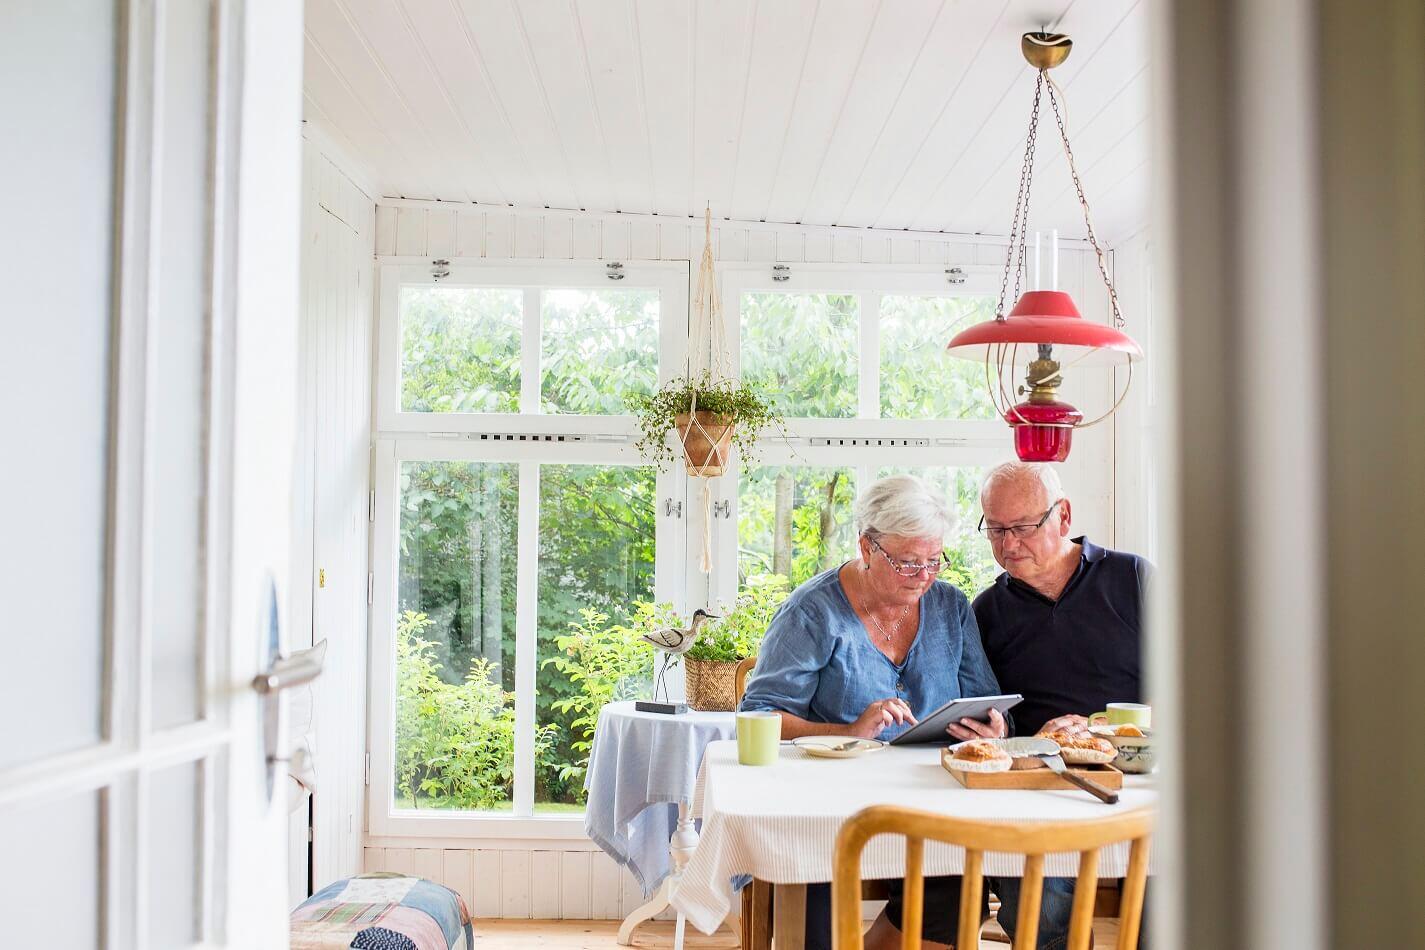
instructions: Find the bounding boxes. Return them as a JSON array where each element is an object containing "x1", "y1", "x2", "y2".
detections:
[
  {"x1": 993, "y1": 877, "x2": 1151, "y2": 949},
  {"x1": 992, "y1": 877, "x2": 1078, "y2": 950}
]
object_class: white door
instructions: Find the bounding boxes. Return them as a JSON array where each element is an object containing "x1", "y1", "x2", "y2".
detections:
[{"x1": 0, "y1": 1, "x2": 304, "y2": 947}]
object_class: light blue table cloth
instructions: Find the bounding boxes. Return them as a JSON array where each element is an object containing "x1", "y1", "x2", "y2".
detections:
[{"x1": 583, "y1": 701, "x2": 737, "y2": 896}]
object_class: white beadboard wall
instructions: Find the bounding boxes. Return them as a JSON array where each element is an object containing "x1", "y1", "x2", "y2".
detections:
[
  {"x1": 362, "y1": 845, "x2": 667, "y2": 923},
  {"x1": 288, "y1": 132, "x2": 376, "y2": 906}
]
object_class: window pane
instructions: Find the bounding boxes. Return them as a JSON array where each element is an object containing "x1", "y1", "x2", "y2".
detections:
[
  {"x1": 400, "y1": 287, "x2": 522, "y2": 413},
  {"x1": 151, "y1": 0, "x2": 213, "y2": 729},
  {"x1": 395, "y1": 461, "x2": 518, "y2": 812},
  {"x1": 535, "y1": 464, "x2": 655, "y2": 812},
  {"x1": 0, "y1": 791, "x2": 100, "y2": 945},
  {"x1": 741, "y1": 293, "x2": 858, "y2": 418},
  {"x1": 541, "y1": 288, "x2": 659, "y2": 414},
  {"x1": 1, "y1": 0, "x2": 115, "y2": 768},
  {"x1": 738, "y1": 465, "x2": 857, "y2": 589},
  {"x1": 147, "y1": 760, "x2": 200, "y2": 947},
  {"x1": 880, "y1": 295, "x2": 998, "y2": 420},
  {"x1": 877, "y1": 466, "x2": 1000, "y2": 600}
]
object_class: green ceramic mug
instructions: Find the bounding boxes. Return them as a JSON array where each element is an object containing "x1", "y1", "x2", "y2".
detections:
[
  {"x1": 736, "y1": 711, "x2": 782, "y2": 766},
  {"x1": 1088, "y1": 702, "x2": 1152, "y2": 729}
]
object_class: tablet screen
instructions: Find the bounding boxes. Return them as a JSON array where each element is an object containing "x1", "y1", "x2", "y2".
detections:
[{"x1": 888, "y1": 693, "x2": 1023, "y2": 746}]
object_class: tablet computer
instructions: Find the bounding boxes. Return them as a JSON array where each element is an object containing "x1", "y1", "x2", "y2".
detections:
[{"x1": 887, "y1": 693, "x2": 1023, "y2": 746}]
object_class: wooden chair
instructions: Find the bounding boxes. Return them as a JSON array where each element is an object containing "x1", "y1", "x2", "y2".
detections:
[
  {"x1": 831, "y1": 806, "x2": 1152, "y2": 950},
  {"x1": 733, "y1": 656, "x2": 756, "y2": 704}
]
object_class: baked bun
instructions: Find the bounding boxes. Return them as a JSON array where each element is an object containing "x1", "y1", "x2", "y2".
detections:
[
  {"x1": 1053, "y1": 734, "x2": 1117, "y2": 765},
  {"x1": 1115, "y1": 724, "x2": 1146, "y2": 737},
  {"x1": 946, "y1": 740, "x2": 1012, "y2": 773}
]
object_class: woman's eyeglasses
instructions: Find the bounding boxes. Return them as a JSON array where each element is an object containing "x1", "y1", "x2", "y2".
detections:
[
  {"x1": 977, "y1": 499, "x2": 1062, "y2": 542},
  {"x1": 868, "y1": 537, "x2": 950, "y2": 577}
]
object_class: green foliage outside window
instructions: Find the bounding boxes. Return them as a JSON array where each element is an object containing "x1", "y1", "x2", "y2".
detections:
[{"x1": 394, "y1": 610, "x2": 558, "y2": 810}]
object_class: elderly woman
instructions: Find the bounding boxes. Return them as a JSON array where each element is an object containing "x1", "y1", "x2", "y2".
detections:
[{"x1": 739, "y1": 474, "x2": 1005, "y2": 950}]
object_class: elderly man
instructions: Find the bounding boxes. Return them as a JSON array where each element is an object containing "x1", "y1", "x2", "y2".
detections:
[{"x1": 973, "y1": 460, "x2": 1150, "y2": 949}]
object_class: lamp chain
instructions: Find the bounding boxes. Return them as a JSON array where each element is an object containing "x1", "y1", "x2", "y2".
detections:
[
  {"x1": 996, "y1": 72, "x2": 1046, "y2": 322},
  {"x1": 1044, "y1": 78, "x2": 1125, "y2": 329}
]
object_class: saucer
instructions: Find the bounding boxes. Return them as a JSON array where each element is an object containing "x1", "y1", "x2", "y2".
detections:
[{"x1": 791, "y1": 736, "x2": 885, "y2": 758}]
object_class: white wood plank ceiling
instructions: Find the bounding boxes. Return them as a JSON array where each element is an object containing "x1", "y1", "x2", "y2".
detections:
[{"x1": 304, "y1": 0, "x2": 1149, "y2": 242}]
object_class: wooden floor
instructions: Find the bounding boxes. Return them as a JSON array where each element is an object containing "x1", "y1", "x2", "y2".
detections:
[{"x1": 470, "y1": 918, "x2": 1124, "y2": 948}]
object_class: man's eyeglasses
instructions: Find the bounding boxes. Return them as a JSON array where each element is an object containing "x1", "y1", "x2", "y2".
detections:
[
  {"x1": 868, "y1": 537, "x2": 950, "y2": 577},
  {"x1": 977, "y1": 499, "x2": 1062, "y2": 542}
]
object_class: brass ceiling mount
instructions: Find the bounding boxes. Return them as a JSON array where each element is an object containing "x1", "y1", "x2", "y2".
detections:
[{"x1": 1021, "y1": 32, "x2": 1073, "y2": 70}]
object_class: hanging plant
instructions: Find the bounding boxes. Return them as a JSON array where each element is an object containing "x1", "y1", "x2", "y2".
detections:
[{"x1": 628, "y1": 371, "x2": 783, "y2": 475}]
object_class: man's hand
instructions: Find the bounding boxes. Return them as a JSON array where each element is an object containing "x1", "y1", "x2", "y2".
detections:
[
  {"x1": 850, "y1": 698, "x2": 917, "y2": 738},
  {"x1": 945, "y1": 707, "x2": 1008, "y2": 742},
  {"x1": 1037, "y1": 713, "x2": 1092, "y2": 739}
]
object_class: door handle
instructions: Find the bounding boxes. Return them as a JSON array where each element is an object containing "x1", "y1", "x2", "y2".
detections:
[{"x1": 251, "y1": 640, "x2": 327, "y2": 694}]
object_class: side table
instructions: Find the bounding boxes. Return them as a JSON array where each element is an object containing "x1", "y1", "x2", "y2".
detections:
[{"x1": 583, "y1": 701, "x2": 737, "y2": 949}]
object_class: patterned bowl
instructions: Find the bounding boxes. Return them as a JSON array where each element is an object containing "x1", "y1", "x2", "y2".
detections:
[{"x1": 1090, "y1": 725, "x2": 1157, "y2": 774}]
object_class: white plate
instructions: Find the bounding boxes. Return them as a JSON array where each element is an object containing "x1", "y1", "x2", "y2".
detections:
[{"x1": 791, "y1": 736, "x2": 885, "y2": 758}]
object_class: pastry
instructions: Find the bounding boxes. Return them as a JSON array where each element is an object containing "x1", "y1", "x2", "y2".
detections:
[
  {"x1": 1052, "y1": 734, "x2": 1117, "y2": 765},
  {"x1": 945, "y1": 739, "x2": 1012, "y2": 773},
  {"x1": 1115, "y1": 724, "x2": 1146, "y2": 737}
]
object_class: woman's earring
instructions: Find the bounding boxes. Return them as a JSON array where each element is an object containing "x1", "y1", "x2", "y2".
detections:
[{"x1": 863, "y1": 562, "x2": 870, "y2": 571}]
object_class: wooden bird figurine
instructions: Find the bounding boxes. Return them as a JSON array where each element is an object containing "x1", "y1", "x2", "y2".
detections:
[{"x1": 640, "y1": 608, "x2": 718, "y2": 655}]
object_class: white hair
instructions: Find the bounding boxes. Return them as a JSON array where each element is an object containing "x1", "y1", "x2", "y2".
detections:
[
  {"x1": 979, "y1": 461, "x2": 1066, "y2": 507},
  {"x1": 853, "y1": 474, "x2": 956, "y2": 542}
]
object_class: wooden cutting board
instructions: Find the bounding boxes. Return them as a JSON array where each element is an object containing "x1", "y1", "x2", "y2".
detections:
[{"x1": 940, "y1": 747, "x2": 1125, "y2": 790}]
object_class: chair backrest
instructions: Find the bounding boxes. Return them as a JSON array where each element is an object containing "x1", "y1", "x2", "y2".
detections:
[
  {"x1": 733, "y1": 656, "x2": 756, "y2": 705},
  {"x1": 831, "y1": 805, "x2": 1153, "y2": 950}
]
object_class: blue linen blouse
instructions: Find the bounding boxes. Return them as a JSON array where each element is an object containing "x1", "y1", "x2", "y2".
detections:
[{"x1": 738, "y1": 566, "x2": 1003, "y2": 741}]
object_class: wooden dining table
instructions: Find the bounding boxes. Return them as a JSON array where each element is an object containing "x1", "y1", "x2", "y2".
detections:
[{"x1": 668, "y1": 739, "x2": 1158, "y2": 950}]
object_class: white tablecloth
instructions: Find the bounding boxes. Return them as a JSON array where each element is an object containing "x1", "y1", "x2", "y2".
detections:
[
  {"x1": 582, "y1": 702, "x2": 737, "y2": 896},
  {"x1": 669, "y1": 739, "x2": 1158, "y2": 936}
]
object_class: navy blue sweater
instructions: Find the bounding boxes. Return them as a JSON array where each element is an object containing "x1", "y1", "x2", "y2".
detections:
[{"x1": 972, "y1": 537, "x2": 1149, "y2": 737}]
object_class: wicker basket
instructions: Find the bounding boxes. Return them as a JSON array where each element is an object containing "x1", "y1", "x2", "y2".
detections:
[{"x1": 683, "y1": 657, "x2": 741, "y2": 711}]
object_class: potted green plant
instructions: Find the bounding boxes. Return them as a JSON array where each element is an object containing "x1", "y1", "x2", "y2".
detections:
[
  {"x1": 681, "y1": 575, "x2": 790, "y2": 711},
  {"x1": 628, "y1": 372, "x2": 783, "y2": 475}
]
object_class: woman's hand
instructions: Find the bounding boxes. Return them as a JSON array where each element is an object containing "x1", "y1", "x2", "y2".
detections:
[
  {"x1": 945, "y1": 707, "x2": 1008, "y2": 741},
  {"x1": 1036, "y1": 713, "x2": 1092, "y2": 739},
  {"x1": 850, "y1": 698, "x2": 917, "y2": 738}
]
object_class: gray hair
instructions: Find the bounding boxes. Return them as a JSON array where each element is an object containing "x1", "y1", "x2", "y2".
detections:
[
  {"x1": 979, "y1": 461, "x2": 1065, "y2": 507},
  {"x1": 853, "y1": 474, "x2": 956, "y2": 542}
]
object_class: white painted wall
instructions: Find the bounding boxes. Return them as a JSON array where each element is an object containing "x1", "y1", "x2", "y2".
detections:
[
  {"x1": 287, "y1": 130, "x2": 375, "y2": 905},
  {"x1": 1110, "y1": 229, "x2": 1158, "y2": 561}
]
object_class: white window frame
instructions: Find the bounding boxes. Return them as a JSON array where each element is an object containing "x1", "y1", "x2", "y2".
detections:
[
  {"x1": 375, "y1": 260, "x2": 687, "y2": 435},
  {"x1": 710, "y1": 263, "x2": 1015, "y2": 605},
  {"x1": 368, "y1": 260, "x2": 688, "y2": 839}
]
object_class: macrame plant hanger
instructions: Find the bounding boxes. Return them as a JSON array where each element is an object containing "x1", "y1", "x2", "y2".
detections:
[{"x1": 681, "y1": 205, "x2": 733, "y2": 574}]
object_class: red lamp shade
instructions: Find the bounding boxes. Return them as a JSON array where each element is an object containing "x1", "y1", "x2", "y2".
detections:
[
  {"x1": 945, "y1": 291, "x2": 1143, "y2": 366},
  {"x1": 945, "y1": 290, "x2": 1143, "y2": 463}
]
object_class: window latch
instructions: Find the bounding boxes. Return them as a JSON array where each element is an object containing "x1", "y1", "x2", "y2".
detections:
[
  {"x1": 773, "y1": 264, "x2": 791, "y2": 282},
  {"x1": 713, "y1": 500, "x2": 731, "y2": 519},
  {"x1": 606, "y1": 262, "x2": 625, "y2": 280},
  {"x1": 946, "y1": 267, "x2": 966, "y2": 285},
  {"x1": 432, "y1": 259, "x2": 451, "y2": 281},
  {"x1": 664, "y1": 499, "x2": 682, "y2": 518}
]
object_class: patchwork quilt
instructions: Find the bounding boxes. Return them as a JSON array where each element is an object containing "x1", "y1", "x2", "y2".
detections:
[{"x1": 290, "y1": 873, "x2": 473, "y2": 950}]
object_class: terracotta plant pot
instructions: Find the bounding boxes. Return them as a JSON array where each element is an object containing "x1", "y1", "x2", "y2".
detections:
[
  {"x1": 675, "y1": 411, "x2": 735, "y2": 476},
  {"x1": 683, "y1": 657, "x2": 741, "y2": 711}
]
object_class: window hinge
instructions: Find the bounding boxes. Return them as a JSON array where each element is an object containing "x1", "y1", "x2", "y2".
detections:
[
  {"x1": 367, "y1": 572, "x2": 374, "y2": 605},
  {"x1": 368, "y1": 490, "x2": 375, "y2": 523},
  {"x1": 364, "y1": 753, "x2": 371, "y2": 786}
]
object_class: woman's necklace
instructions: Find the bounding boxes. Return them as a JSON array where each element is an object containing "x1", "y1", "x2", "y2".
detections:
[{"x1": 855, "y1": 574, "x2": 912, "y2": 643}]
